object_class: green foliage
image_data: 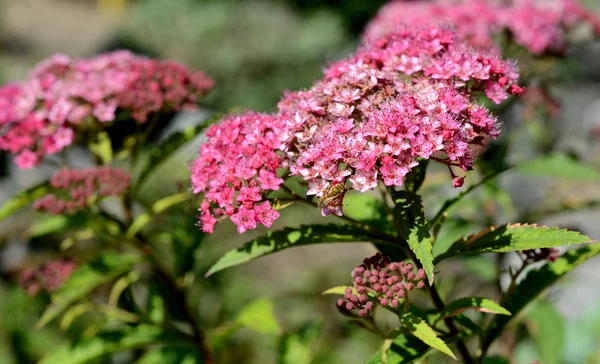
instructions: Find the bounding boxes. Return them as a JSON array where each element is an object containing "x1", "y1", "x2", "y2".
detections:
[
  {"x1": 147, "y1": 282, "x2": 166, "y2": 324},
  {"x1": 37, "y1": 252, "x2": 141, "y2": 328},
  {"x1": 399, "y1": 313, "x2": 456, "y2": 360},
  {"x1": 0, "y1": 181, "x2": 50, "y2": 222},
  {"x1": 366, "y1": 334, "x2": 429, "y2": 364},
  {"x1": 517, "y1": 153, "x2": 600, "y2": 180},
  {"x1": 279, "y1": 321, "x2": 322, "y2": 364},
  {"x1": 88, "y1": 131, "x2": 113, "y2": 164},
  {"x1": 205, "y1": 224, "x2": 397, "y2": 277},
  {"x1": 135, "y1": 113, "x2": 223, "y2": 193},
  {"x1": 436, "y1": 297, "x2": 510, "y2": 322},
  {"x1": 392, "y1": 191, "x2": 434, "y2": 285},
  {"x1": 403, "y1": 159, "x2": 429, "y2": 193},
  {"x1": 137, "y1": 346, "x2": 202, "y2": 364},
  {"x1": 526, "y1": 301, "x2": 564, "y2": 364},
  {"x1": 435, "y1": 224, "x2": 593, "y2": 262},
  {"x1": 236, "y1": 298, "x2": 281, "y2": 335},
  {"x1": 39, "y1": 324, "x2": 189, "y2": 364},
  {"x1": 482, "y1": 242, "x2": 600, "y2": 352}
]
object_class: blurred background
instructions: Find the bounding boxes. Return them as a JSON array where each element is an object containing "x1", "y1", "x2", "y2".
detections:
[{"x1": 1, "y1": 0, "x2": 600, "y2": 363}]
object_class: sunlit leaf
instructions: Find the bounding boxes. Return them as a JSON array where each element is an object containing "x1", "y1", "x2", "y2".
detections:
[
  {"x1": 236, "y1": 298, "x2": 281, "y2": 335},
  {"x1": 88, "y1": 131, "x2": 113, "y2": 164},
  {"x1": 37, "y1": 252, "x2": 140, "y2": 328},
  {"x1": 436, "y1": 297, "x2": 510, "y2": 322},
  {"x1": 482, "y1": 242, "x2": 600, "y2": 352},
  {"x1": 137, "y1": 346, "x2": 202, "y2": 364},
  {"x1": 435, "y1": 224, "x2": 594, "y2": 262},
  {"x1": 366, "y1": 334, "x2": 430, "y2": 364},
  {"x1": 205, "y1": 224, "x2": 397, "y2": 277},
  {"x1": 0, "y1": 181, "x2": 50, "y2": 222},
  {"x1": 400, "y1": 312, "x2": 456, "y2": 360},
  {"x1": 392, "y1": 191, "x2": 434, "y2": 285}
]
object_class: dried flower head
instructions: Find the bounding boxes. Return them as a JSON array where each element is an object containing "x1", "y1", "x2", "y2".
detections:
[
  {"x1": 34, "y1": 166, "x2": 130, "y2": 215},
  {"x1": 0, "y1": 51, "x2": 213, "y2": 168},
  {"x1": 337, "y1": 253, "x2": 426, "y2": 316},
  {"x1": 19, "y1": 259, "x2": 77, "y2": 296}
]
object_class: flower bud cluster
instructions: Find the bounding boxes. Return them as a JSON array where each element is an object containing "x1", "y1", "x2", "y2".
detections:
[
  {"x1": 522, "y1": 247, "x2": 560, "y2": 263},
  {"x1": 0, "y1": 51, "x2": 213, "y2": 168},
  {"x1": 336, "y1": 253, "x2": 426, "y2": 317},
  {"x1": 19, "y1": 259, "x2": 76, "y2": 296},
  {"x1": 364, "y1": 0, "x2": 600, "y2": 55},
  {"x1": 34, "y1": 166, "x2": 130, "y2": 215},
  {"x1": 190, "y1": 112, "x2": 286, "y2": 233}
]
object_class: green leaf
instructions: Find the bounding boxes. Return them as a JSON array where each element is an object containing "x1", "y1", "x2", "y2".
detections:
[
  {"x1": 236, "y1": 298, "x2": 281, "y2": 335},
  {"x1": 430, "y1": 168, "x2": 509, "y2": 229},
  {"x1": 366, "y1": 334, "x2": 430, "y2": 364},
  {"x1": 39, "y1": 324, "x2": 188, "y2": 364},
  {"x1": 137, "y1": 346, "x2": 202, "y2": 364},
  {"x1": 400, "y1": 312, "x2": 456, "y2": 360},
  {"x1": 517, "y1": 153, "x2": 600, "y2": 180},
  {"x1": 126, "y1": 192, "x2": 190, "y2": 238},
  {"x1": 343, "y1": 192, "x2": 393, "y2": 233},
  {"x1": 134, "y1": 113, "x2": 223, "y2": 193},
  {"x1": 435, "y1": 224, "x2": 594, "y2": 262},
  {"x1": 147, "y1": 282, "x2": 166, "y2": 324},
  {"x1": 205, "y1": 224, "x2": 396, "y2": 277},
  {"x1": 436, "y1": 297, "x2": 510, "y2": 322},
  {"x1": 279, "y1": 321, "x2": 322, "y2": 364},
  {"x1": 526, "y1": 301, "x2": 564, "y2": 364},
  {"x1": 88, "y1": 131, "x2": 113, "y2": 164},
  {"x1": 0, "y1": 181, "x2": 50, "y2": 222},
  {"x1": 482, "y1": 242, "x2": 600, "y2": 351},
  {"x1": 403, "y1": 159, "x2": 429, "y2": 193},
  {"x1": 392, "y1": 191, "x2": 434, "y2": 285},
  {"x1": 37, "y1": 252, "x2": 140, "y2": 328}
]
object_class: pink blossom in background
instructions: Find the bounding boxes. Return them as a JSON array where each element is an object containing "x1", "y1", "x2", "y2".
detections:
[
  {"x1": 364, "y1": 0, "x2": 600, "y2": 54},
  {"x1": 0, "y1": 51, "x2": 214, "y2": 168},
  {"x1": 20, "y1": 259, "x2": 77, "y2": 295},
  {"x1": 191, "y1": 26, "x2": 520, "y2": 233},
  {"x1": 34, "y1": 166, "x2": 131, "y2": 215}
]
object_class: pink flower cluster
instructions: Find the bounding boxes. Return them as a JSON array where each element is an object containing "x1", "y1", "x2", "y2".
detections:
[
  {"x1": 19, "y1": 259, "x2": 77, "y2": 296},
  {"x1": 0, "y1": 51, "x2": 214, "y2": 168},
  {"x1": 364, "y1": 0, "x2": 600, "y2": 55},
  {"x1": 337, "y1": 253, "x2": 426, "y2": 317},
  {"x1": 191, "y1": 26, "x2": 520, "y2": 233},
  {"x1": 190, "y1": 112, "x2": 286, "y2": 233},
  {"x1": 34, "y1": 166, "x2": 130, "y2": 215}
]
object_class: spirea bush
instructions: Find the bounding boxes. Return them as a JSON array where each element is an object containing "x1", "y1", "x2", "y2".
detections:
[{"x1": 0, "y1": 1, "x2": 599, "y2": 363}]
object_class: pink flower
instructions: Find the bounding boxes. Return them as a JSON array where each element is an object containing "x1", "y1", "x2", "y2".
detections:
[
  {"x1": 14, "y1": 149, "x2": 40, "y2": 169},
  {"x1": 0, "y1": 51, "x2": 213, "y2": 168},
  {"x1": 230, "y1": 207, "x2": 257, "y2": 234},
  {"x1": 253, "y1": 201, "x2": 280, "y2": 228}
]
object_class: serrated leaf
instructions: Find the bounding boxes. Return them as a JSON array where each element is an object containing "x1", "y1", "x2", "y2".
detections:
[
  {"x1": 403, "y1": 158, "x2": 429, "y2": 193},
  {"x1": 137, "y1": 346, "x2": 202, "y2": 364},
  {"x1": 430, "y1": 168, "x2": 509, "y2": 229},
  {"x1": 437, "y1": 297, "x2": 510, "y2": 322},
  {"x1": 526, "y1": 301, "x2": 564, "y2": 364},
  {"x1": 134, "y1": 112, "x2": 223, "y2": 193},
  {"x1": 482, "y1": 242, "x2": 600, "y2": 351},
  {"x1": 237, "y1": 298, "x2": 281, "y2": 335},
  {"x1": 517, "y1": 153, "x2": 600, "y2": 180},
  {"x1": 435, "y1": 224, "x2": 594, "y2": 262},
  {"x1": 392, "y1": 191, "x2": 434, "y2": 285},
  {"x1": 400, "y1": 312, "x2": 456, "y2": 360},
  {"x1": 0, "y1": 181, "x2": 50, "y2": 222},
  {"x1": 366, "y1": 334, "x2": 430, "y2": 364},
  {"x1": 37, "y1": 252, "x2": 140, "y2": 328},
  {"x1": 205, "y1": 224, "x2": 396, "y2": 277},
  {"x1": 39, "y1": 324, "x2": 188, "y2": 364},
  {"x1": 279, "y1": 321, "x2": 322, "y2": 364}
]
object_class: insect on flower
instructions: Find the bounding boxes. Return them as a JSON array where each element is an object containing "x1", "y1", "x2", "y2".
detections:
[{"x1": 318, "y1": 182, "x2": 347, "y2": 217}]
